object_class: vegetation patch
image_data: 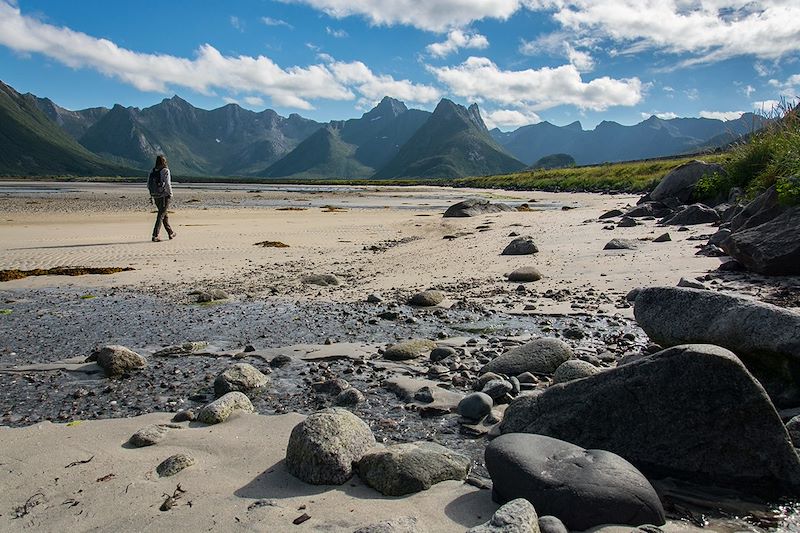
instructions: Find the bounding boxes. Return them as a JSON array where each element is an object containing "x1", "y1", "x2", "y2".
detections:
[
  {"x1": 0, "y1": 266, "x2": 134, "y2": 282},
  {"x1": 0, "y1": 309, "x2": 12, "y2": 315},
  {"x1": 254, "y1": 241, "x2": 289, "y2": 248}
]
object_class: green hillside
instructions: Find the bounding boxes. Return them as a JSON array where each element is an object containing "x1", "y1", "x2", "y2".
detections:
[
  {"x1": 0, "y1": 81, "x2": 134, "y2": 176},
  {"x1": 373, "y1": 99, "x2": 525, "y2": 179}
]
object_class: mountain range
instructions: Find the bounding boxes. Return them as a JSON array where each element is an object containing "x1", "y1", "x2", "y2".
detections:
[{"x1": 0, "y1": 79, "x2": 768, "y2": 179}]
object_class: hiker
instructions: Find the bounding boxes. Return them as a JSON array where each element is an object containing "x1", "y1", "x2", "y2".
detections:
[{"x1": 148, "y1": 154, "x2": 176, "y2": 242}]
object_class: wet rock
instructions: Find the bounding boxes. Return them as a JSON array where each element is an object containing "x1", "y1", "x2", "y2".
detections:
[
  {"x1": 353, "y1": 517, "x2": 421, "y2": 533},
  {"x1": 787, "y1": 416, "x2": 800, "y2": 447},
  {"x1": 269, "y1": 354, "x2": 293, "y2": 368},
  {"x1": 633, "y1": 286, "x2": 800, "y2": 407},
  {"x1": 414, "y1": 386, "x2": 435, "y2": 403},
  {"x1": 650, "y1": 160, "x2": 726, "y2": 204},
  {"x1": 603, "y1": 238, "x2": 637, "y2": 250},
  {"x1": 481, "y1": 338, "x2": 573, "y2": 376},
  {"x1": 197, "y1": 289, "x2": 229, "y2": 302},
  {"x1": 408, "y1": 290, "x2": 445, "y2": 307},
  {"x1": 312, "y1": 378, "x2": 350, "y2": 396},
  {"x1": 430, "y1": 346, "x2": 456, "y2": 362},
  {"x1": 538, "y1": 516, "x2": 567, "y2": 533},
  {"x1": 301, "y1": 274, "x2": 340, "y2": 286},
  {"x1": 384, "y1": 339, "x2": 438, "y2": 361},
  {"x1": 171, "y1": 410, "x2": 195, "y2": 423},
  {"x1": 358, "y1": 441, "x2": 471, "y2": 496},
  {"x1": 285, "y1": 408, "x2": 375, "y2": 485},
  {"x1": 552, "y1": 360, "x2": 601, "y2": 384},
  {"x1": 487, "y1": 434, "x2": 664, "y2": 531},
  {"x1": 89, "y1": 345, "x2": 146, "y2": 378},
  {"x1": 562, "y1": 327, "x2": 584, "y2": 340},
  {"x1": 467, "y1": 498, "x2": 539, "y2": 533},
  {"x1": 157, "y1": 453, "x2": 195, "y2": 477},
  {"x1": 474, "y1": 372, "x2": 505, "y2": 391},
  {"x1": 334, "y1": 387, "x2": 365, "y2": 406},
  {"x1": 197, "y1": 391, "x2": 254, "y2": 425},
  {"x1": 458, "y1": 392, "x2": 494, "y2": 421},
  {"x1": 444, "y1": 199, "x2": 513, "y2": 217},
  {"x1": 482, "y1": 379, "x2": 513, "y2": 400},
  {"x1": 129, "y1": 424, "x2": 168, "y2": 447},
  {"x1": 501, "y1": 345, "x2": 800, "y2": 498},
  {"x1": 502, "y1": 236, "x2": 539, "y2": 255},
  {"x1": 507, "y1": 267, "x2": 542, "y2": 282},
  {"x1": 214, "y1": 363, "x2": 270, "y2": 397}
]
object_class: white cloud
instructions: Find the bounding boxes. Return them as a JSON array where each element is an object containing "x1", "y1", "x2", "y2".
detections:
[
  {"x1": 741, "y1": 84, "x2": 756, "y2": 98},
  {"x1": 427, "y1": 30, "x2": 489, "y2": 58},
  {"x1": 0, "y1": 2, "x2": 439, "y2": 110},
  {"x1": 483, "y1": 109, "x2": 542, "y2": 129},
  {"x1": 230, "y1": 16, "x2": 244, "y2": 32},
  {"x1": 640, "y1": 111, "x2": 677, "y2": 120},
  {"x1": 684, "y1": 88, "x2": 699, "y2": 101},
  {"x1": 284, "y1": 0, "x2": 524, "y2": 31},
  {"x1": 261, "y1": 16, "x2": 294, "y2": 29},
  {"x1": 328, "y1": 59, "x2": 441, "y2": 106},
  {"x1": 527, "y1": 1, "x2": 800, "y2": 65},
  {"x1": 699, "y1": 110, "x2": 745, "y2": 121},
  {"x1": 565, "y1": 44, "x2": 594, "y2": 72},
  {"x1": 428, "y1": 56, "x2": 642, "y2": 112},
  {"x1": 768, "y1": 74, "x2": 800, "y2": 97},
  {"x1": 244, "y1": 96, "x2": 266, "y2": 107},
  {"x1": 326, "y1": 26, "x2": 349, "y2": 38}
]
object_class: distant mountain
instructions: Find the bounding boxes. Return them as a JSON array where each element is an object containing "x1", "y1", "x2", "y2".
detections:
[
  {"x1": 32, "y1": 97, "x2": 108, "y2": 139},
  {"x1": 261, "y1": 97, "x2": 431, "y2": 179},
  {"x1": 0, "y1": 81, "x2": 134, "y2": 176},
  {"x1": 78, "y1": 95, "x2": 322, "y2": 175},
  {"x1": 373, "y1": 99, "x2": 526, "y2": 179},
  {"x1": 492, "y1": 114, "x2": 770, "y2": 166}
]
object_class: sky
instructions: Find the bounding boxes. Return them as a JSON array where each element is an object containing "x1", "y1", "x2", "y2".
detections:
[{"x1": 0, "y1": 0, "x2": 799, "y2": 130}]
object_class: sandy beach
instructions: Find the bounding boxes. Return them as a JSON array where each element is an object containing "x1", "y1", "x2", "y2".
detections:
[{"x1": 0, "y1": 181, "x2": 795, "y2": 532}]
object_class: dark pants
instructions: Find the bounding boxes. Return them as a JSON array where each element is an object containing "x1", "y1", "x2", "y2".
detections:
[{"x1": 153, "y1": 196, "x2": 174, "y2": 238}]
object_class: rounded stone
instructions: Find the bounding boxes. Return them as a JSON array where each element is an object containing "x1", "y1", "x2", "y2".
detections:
[
  {"x1": 507, "y1": 267, "x2": 543, "y2": 282},
  {"x1": 467, "y1": 498, "x2": 540, "y2": 533},
  {"x1": 129, "y1": 424, "x2": 168, "y2": 447},
  {"x1": 502, "y1": 236, "x2": 539, "y2": 255},
  {"x1": 552, "y1": 359, "x2": 601, "y2": 384},
  {"x1": 384, "y1": 339, "x2": 438, "y2": 361},
  {"x1": 213, "y1": 363, "x2": 270, "y2": 397},
  {"x1": 430, "y1": 346, "x2": 457, "y2": 362},
  {"x1": 156, "y1": 453, "x2": 196, "y2": 477},
  {"x1": 89, "y1": 345, "x2": 146, "y2": 377},
  {"x1": 335, "y1": 387, "x2": 365, "y2": 406},
  {"x1": 458, "y1": 392, "x2": 493, "y2": 421},
  {"x1": 408, "y1": 290, "x2": 445, "y2": 307},
  {"x1": 197, "y1": 391, "x2": 254, "y2": 425},
  {"x1": 480, "y1": 338, "x2": 573, "y2": 376}
]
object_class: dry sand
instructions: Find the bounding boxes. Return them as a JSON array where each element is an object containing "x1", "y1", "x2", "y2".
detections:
[{"x1": 0, "y1": 182, "x2": 755, "y2": 532}]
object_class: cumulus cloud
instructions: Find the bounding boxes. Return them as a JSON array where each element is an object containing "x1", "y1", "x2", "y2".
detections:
[
  {"x1": 520, "y1": 35, "x2": 595, "y2": 72},
  {"x1": 261, "y1": 16, "x2": 294, "y2": 29},
  {"x1": 0, "y1": 1, "x2": 438, "y2": 110},
  {"x1": 427, "y1": 30, "x2": 489, "y2": 58},
  {"x1": 284, "y1": 0, "x2": 523, "y2": 32},
  {"x1": 640, "y1": 111, "x2": 678, "y2": 120},
  {"x1": 768, "y1": 74, "x2": 800, "y2": 97},
  {"x1": 527, "y1": 0, "x2": 800, "y2": 65},
  {"x1": 428, "y1": 56, "x2": 642, "y2": 111},
  {"x1": 699, "y1": 110, "x2": 745, "y2": 121},
  {"x1": 483, "y1": 108, "x2": 542, "y2": 129},
  {"x1": 244, "y1": 96, "x2": 266, "y2": 107}
]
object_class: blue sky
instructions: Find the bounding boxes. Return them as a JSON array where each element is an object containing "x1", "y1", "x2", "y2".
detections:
[{"x1": 1, "y1": 0, "x2": 798, "y2": 130}]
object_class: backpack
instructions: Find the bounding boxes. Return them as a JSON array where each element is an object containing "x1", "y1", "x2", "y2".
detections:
[{"x1": 147, "y1": 168, "x2": 165, "y2": 196}]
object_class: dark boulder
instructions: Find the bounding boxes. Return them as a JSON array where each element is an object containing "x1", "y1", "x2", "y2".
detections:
[
  {"x1": 500, "y1": 344, "x2": 800, "y2": 498},
  {"x1": 625, "y1": 202, "x2": 672, "y2": 218},
  {"x1": 650, "y1": 160, "x2": 726, "y2": 204},
  {"x1": 444, "y1": 198, "x2": 513, "y2": 217},
  {"x1": 633, "y1": 286, "x2": 800, "y2": 407},
  {"x1": 486, "y1": 433, "x2": 665, "y2": 531},
  {"x1": 729, "y1": 185, "x2": 785, "y2": 232},
  {"x1": 502, "y1": 236, "x2": 539, "y2": 255},
  {"x1": 660, "y1": 204, "x2": 720, "y2": 225},
  {"x1": 721, "y1": 206, "x2": 800, "y2": 275}
]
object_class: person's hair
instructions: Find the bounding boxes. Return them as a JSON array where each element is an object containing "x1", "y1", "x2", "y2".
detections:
[{"x1": 155, "y1": 155, "x2": 168, "y2": 169}]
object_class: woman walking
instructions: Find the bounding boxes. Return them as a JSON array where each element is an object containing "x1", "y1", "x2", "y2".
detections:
[{"x1": 148, "y1": 155, "x2": 176, "y2": 242}]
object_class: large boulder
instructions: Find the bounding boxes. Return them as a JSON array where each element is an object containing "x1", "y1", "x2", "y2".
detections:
[
  {"x1": 197, "y1": 391, "x2": 254, "y2": 424},
  {"x1": 486, "y1": 434, "x2": 664, "y2": 531},
  {"x1": 633, "y1": 286, "x2": 800, "y2": 406},
  {"x1": 650, "y1": 160, "x2": 726, "y2": 204},
  {"x1": 88, "y1": 345, "x2": 146, "y2": 377},
  {"x1": 660, "y1": 204, "x2": 720, "y2": 225},
  {"x1": 501, "y1": 236, "x2": 539, "y2": 255},
  {"x1": 213, "y1": 363, "x2": 270, "y2": 397},
  {"x1": 721, "y1": 206, "x2": 800, "y2": 275},
  {"x1": 443, "y1": 198, "x2": 514, "y2": 217},
  {"x1": 729, "y1": 185, "x2": 786, "y2": 232},
  {"x1": 357, "y1": 441, "x2": 471, "y2": 496},
  {"x1": 500, "y1": 344, "x2": 800, "y2": 498},
  {"x1": 467, "y1": 498, "x2": 540, "y2": 533},
  {"x1": 384, "y1": 339, "x2": 438, "y2": 361},
  {"x1": 481, "y1": 338, "x2": 573, "y2": 376},
  {"x1": 285, "y1": 408, "x2": 375, "y2": 485}
]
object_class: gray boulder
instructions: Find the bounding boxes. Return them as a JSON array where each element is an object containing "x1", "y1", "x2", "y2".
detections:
[
  {"x1": 599, "y1": 208, "x2": 623, "y2": 219},
  {"x1": 552, "y1": 359, "x2": 600, "y2": 384},
  {"x1": 500, "y1": 344, "x2": 800, "y2": 498},
  {"x1": 301, "y1": 273, "x2": 340, "y2": 286},
  {"x1": 458, "y1": 392, "x2": 494, "y2": 421},
  {"x1": 443, "y1": 198, "x2": 513, "y2": 217},
  {"x1": 729, "y1": 185, "x2": 785, "y2": 232},
  {"x1": 335, "y1": 387, "x2": 365, "y2": 406},
  {"x1": 502, "y1": 236, "x2": 539, "y2": 255},
  {"x1": 481, "y1": 338, "x2": 573, "y2": 376},
  {"x1": 467, "y1": 498, "x2": 540, "y2": 533},
  {"x1": 408, "y1": 290, "x2": 445, "y2": 306},
  {"x1": 625, "y1": 202, "x2": 672, "y2": 218},
  {"x1": 787, "y1": 416, "x2": 800, "y2": 448},
  {"x1": 676, "y1": 277, "x2": 706, "y2": 290},
  {"x1": 721, "y1": 206, "x2": 800, "y2": 275},
  {"x1": 617, "y1": 216, "x2": 637, "y2": 227},
  {"x1": 89, "y1": 345, "x2": 146, "y2": 377},
  {"x1": 650, "y1": 160, "x2": 726, "y2": 204},
  {"x1": 603, "y1": 238, "x2": 637, "y2": 250},
  {"x1": 129, "y1": 425, "x2": 168, "y2": 447},
  {"x1": 660, "y1": 204, "x2": 720, "y2": 225},
  {"x1": 285, "y1": 408, "x2": 375, "y2": 485},
  {"x1": 487, "y1": 434, "x2": 664, "y2": 531},
  {"x1": 358, "y1": 441, "x2": 471, "y2": 496},
  {"x1": 507, "y1": 267, "x2": 542, "y2": 282},
  {"x1": 633, "y1": 286, "x2": 800, "y2": 407},
  {"x1": 384, "y1": 339, "x2": 437, "y2": 361},
  {"x1": 197, "y1": 391, "x2": 254, "y2": 424},
  {"x1": 213, "y1": 363, "x2": 270, "y2": 397}
]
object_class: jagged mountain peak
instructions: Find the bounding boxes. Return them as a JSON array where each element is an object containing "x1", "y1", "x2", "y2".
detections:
[{"x1": 363, "y1": 96, "x2": 408, "y2": 119}]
